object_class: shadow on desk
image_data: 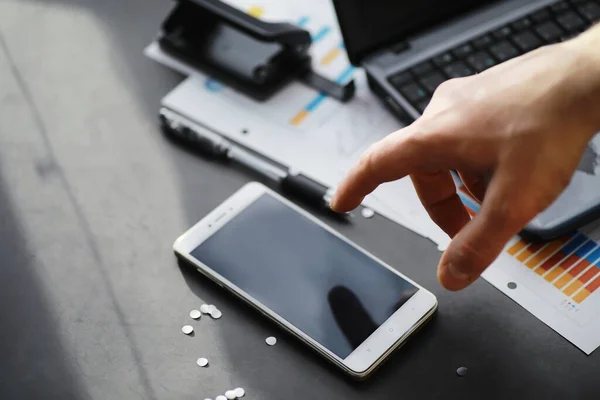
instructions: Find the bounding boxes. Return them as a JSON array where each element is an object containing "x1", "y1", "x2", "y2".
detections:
[{"x1": 0, "y1": 172, "x2": 87, "y2": 399}]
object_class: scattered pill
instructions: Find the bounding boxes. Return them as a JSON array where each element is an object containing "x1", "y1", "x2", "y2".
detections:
[
  {"x1": 210, "y1": 308, "x2": 223, "y2": 319},
  {"x1": 265, "y1": 336, "x2": 277, "y2": 346},
  {"x1": 200, "y1": 304, "x2": 212, "y2": 314},
  {"x1": 361, "y1": 208, "x2": 375, "y2": 219},
  {"x1": 225, "y1": 390, "x2": 237, "y2": 399},
  {"x1": 234, "y1": 388, "x2": 245, "y2": 397},
  {"x1": 216, "y1": 396, "x2": 227, "y2": 400},
  {"x1": 196, "y1": 357, "x2": 209, "y2": 367},
  {"x1": 456, "y1": 366, "x2": 468, "y2": 377},
  {"x1": 182, "y1": 325, "x2": 194, "y2": 335},
  {"x1": 190, "y1": 309, "x2": 202, "y2": 320}
]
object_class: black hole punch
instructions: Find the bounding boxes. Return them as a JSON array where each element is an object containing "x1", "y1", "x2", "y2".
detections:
[{"x1": 507, "y1": 282, "x2": 517, "y2": 290}]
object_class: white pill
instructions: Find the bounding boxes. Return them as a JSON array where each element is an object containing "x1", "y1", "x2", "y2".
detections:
[
  {"x1": 234, "y1": 388, "x2": 245, "y2": 397},
  {"x1": 182, "y1": 325, "x2": 194, "y2": 335},
  {"x1": 210, "y1": 309, "x2": 223, "y2": 319},
  {"x1": 196, "y1": 357, "x2": 209, "y2": 367},
  {"x1": 200, "y1": 304, "x2": 212, "y2": 314},
  {"x1": 190, "y1": 309, "x2": 202, "y2": 320},
  {"x1": 361, "y1": 208, "x2": 375, "y2": 219},
  {"x1": 265, "y1": 336, "x2": 277, "y2": 346},
  {"x1": 216, "y1": 396, "x2": 227, "y2": 400},
  {"x1": 225, "y1": 390, "x2": 237, "y2": 399}
]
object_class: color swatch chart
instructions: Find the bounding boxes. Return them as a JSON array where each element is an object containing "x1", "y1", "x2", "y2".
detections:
[{"x1": 458, "y1": 186, "x2": 600, "y2": 311}]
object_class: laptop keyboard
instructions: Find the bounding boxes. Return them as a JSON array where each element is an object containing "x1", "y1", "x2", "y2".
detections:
[{"x1": 388, "y1": 0, "x2": 600, "y2": 115}]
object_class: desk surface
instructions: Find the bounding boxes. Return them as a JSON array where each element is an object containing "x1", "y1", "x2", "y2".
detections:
[{"x1": 0, "y1": 1, "x2": 597, "y2": 399}]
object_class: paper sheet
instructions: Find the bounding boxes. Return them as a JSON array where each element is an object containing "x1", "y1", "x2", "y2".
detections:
[{"x1": 461, "y1": 187, "x2": 600, "y2": 354}]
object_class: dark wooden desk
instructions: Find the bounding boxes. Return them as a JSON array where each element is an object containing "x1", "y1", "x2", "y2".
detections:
[{"x1": 0, "y1": 1, "x2": 596, "y2": 399}]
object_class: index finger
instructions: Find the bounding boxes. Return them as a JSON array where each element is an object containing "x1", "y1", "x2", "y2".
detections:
[{"x1": 331, "y1": 125, "x2": 426, "y2": 212}]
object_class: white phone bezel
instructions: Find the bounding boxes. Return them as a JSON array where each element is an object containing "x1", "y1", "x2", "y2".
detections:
[{"x1": 173, "y1": 182, "x2": 438, "y2": 378}]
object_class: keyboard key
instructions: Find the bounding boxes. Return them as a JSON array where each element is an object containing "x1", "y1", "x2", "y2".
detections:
[
  {"x1": 411, "y1": 61, "x2": 434, "y2": 76},
  {"x1": 531, "y1": 8, "x2": 552, "y2": 22},
  {"x1": 557, "y1": 11, "x2": 586, "y2": 31},
  {"x1": 512, "y1": 17, "x2": 533, "y2": 31},
  {"x1": 399, "y1": 82, "x2": 428, "y2": 103},
  {"x1": 416, "y1": 99, "x2": 431, "y2": 113},
  {"x1": 452, "y1": 43, "x2": 474, "y2": 58},
  {"x1": 489, "y1": 41, "x2": 520, "y2": 62},
  {"x1": 551, "y1": 1, "x2": 571, "y2": 13},
  {"x1": 472, "y1": 34, "x2": 494, "y2": 49},
  {"x1": 443, "y1": 61, "x2": 474, "y2": 78},
  {"x1": 432, "y1": 52, "x2": 454, "y2": 67},
  {"x1": 466, "y1": 51, "x2": 497, "y2": 72},
  {"x1": 419, "y1": 71, "x2": 447, "y2": 93},
  {"x1": 512, "y1": 30, "x2": 543, "y2": 52},
  {"x1": 492, "y1": 26, "x2": 513, "y2": 39},
  {"x1": 534, "y1": 21, "x2": 564, "y2": 41},
  {"x1": 560, "y1": 32, "x2": 580, "y2": 41},
  {"x1": 576, "y1": 2, "x2": 600, "y2": 22},
  {"x1": 389, "y1": 71, "x2": 412, "y2": 88}
]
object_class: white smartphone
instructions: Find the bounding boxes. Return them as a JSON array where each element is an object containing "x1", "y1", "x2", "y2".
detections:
[{"x1": 173, "y1": 182, "x2": 437, "y2": 379}]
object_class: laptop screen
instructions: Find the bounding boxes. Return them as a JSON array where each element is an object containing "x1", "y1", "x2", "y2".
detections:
[{"x1": 333, "y1": 0, "x2": 499, "y2": 64}]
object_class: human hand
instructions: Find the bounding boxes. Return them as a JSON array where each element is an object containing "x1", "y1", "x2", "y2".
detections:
[{"x1": 331, "y1": 31, "x2": 600, "y2": 291}]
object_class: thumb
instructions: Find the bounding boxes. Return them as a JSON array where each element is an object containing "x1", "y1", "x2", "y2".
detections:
[{"x1": 438, "y1": 173, "x2": 536, "y2": 290}]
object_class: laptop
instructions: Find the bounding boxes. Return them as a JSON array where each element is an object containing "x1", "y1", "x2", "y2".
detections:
[{"x1": 332, "y1": 0, "x2": 600, "y2": 124}]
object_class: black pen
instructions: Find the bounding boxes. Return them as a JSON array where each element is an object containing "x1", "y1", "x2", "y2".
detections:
[{"x1": 159, "y1": 108, "x2": 345, "y2": 216}]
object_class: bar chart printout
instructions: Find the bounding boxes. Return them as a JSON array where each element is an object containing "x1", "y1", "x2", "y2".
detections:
[{"x1": 458, "y1": 187, "x2": 600, "y2": 354}]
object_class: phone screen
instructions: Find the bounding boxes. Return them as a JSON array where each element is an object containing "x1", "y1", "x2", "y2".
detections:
[
  {"x1": 530, "y1": 134, "x2": 600, "y2": 229},
  {"x1": 190, "y1": 193, "x2": 418, "y2": 359}
]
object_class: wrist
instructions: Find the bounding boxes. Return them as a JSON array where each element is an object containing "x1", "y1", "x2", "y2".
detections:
[
  {"x1": 559, "y1": 25, "x2": 600, "y2": 139},
  {"x1": 565, "y1": 25, "x2": 600, "y2": 134}
]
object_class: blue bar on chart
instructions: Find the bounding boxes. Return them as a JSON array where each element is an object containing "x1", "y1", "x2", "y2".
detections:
[
  {"x1": 290, "y1": 66, "x2": 356, "y2": 126},
  {"x1": 312, "y1": 26, "x2": 332, "y2": 43},
  {"x1": 297, "y1": 16, "x2": 309, "y2": 27}
]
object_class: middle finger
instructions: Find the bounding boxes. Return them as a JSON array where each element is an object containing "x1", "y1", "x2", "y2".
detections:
[{"x1": 411, "y1": 170, "x2": 471, "y2": 238}]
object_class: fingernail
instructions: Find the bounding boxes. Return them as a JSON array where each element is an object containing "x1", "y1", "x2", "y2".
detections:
[
  {"x1": 329, "y1": 197, "x2": 339, "y2": 211},
  {"x1": 445, "y1": 262, "x2": 471, "y2": 281}
]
